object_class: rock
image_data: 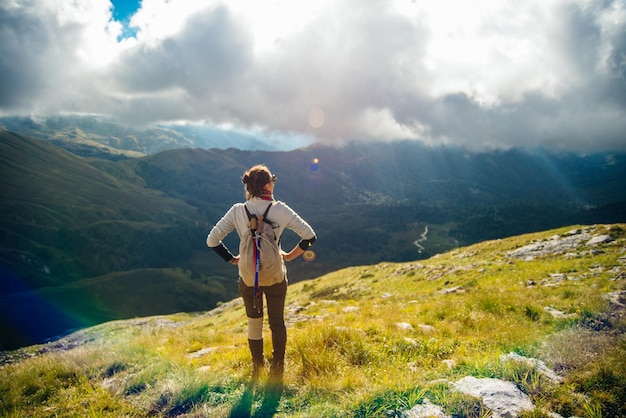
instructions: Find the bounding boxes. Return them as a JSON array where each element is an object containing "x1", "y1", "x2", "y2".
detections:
[
  {"x1": 203, "y1": 298, "x2": 243, "y2": 317},
  {"x1": 586, "y1": 234, "x2": 614, "y2": 246},
  {"x1": 418, "y1": 324, "x2": 436, "y2": 333},
  {"x1": 396, "y1": 322, "x2": 414, "y2": 331},
  {"x1": 442, "y1": 359, "x2": 456, "y2": 369},
  {"x1": 439, "y1": 286, "x2": 463, "y2": 294},
  {"x1": 500, "y1": 352, "x2": 564, "y2": 384},
  {"x1": 549, "y1": 273, "x2": 567, "y2": 281},
  {"x1": 543, "y1": 306, "x2": 576, "y2": 319},
  {"x1": 507, "y1": 229, "x2": 593, "y2": 259},
  {"x1": 393, "y1": 263, "x2": 425, "y2": 276},
  {"x1": 605, "y1": 290, "x2": 626, "y2": 307},
  {"x1": 402, "y1": 398, "x2": 450, "y2": 418},
  {"x1": 285, "y1": 303, "x2": 318, "y2": 325},
  {"x1": 404, "y1": 338, "x2": 418, "y2": 347},
  {"x1": 452, "y1": 376, "x2": 534, "y2": 418},
  {"x1": 544, "y1": 411, "x2": 566, "y2": 418},
  {"x1": 186, "y1": 347, "x2": 218, "y2": 358}
]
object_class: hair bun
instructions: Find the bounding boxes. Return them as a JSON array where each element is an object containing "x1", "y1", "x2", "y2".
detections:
[{"x1": 241, "y1": 164, "x2": 272, "y2": 198}]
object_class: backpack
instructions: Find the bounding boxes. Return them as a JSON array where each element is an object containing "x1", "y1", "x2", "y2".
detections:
[{"x1": 238, "y1": 202, "x2": 285, "y2": 288}]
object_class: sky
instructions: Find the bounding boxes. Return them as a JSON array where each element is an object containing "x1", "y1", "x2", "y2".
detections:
[
  {"x1": 111, "y1": 0, "x2": 140, "y2": 22},
  {"x1": 1, "y1": 0, "x2": 625, "y2": 152}
]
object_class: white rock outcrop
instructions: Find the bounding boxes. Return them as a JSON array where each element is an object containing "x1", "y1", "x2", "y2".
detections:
[{"x1": 452, "y1": 376, "x2": 534, "y2": 418}]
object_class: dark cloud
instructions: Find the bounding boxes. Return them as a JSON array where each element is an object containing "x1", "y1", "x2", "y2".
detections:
[
  {"x1": 110, "y1": 6, "x2": 252, "y2": 95},
  {"x1": 0, "y1": 5, "x2": 72, "y2": 108}
]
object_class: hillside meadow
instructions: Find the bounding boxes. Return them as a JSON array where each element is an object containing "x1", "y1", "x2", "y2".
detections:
[{"x1": 1, "y1": 224, "x2": 625, "y2": 417}]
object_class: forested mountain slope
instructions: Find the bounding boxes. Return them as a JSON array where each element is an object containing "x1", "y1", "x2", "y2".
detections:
[{"x1": 2, "y1": 130, "x2": 625, "y2": 349}]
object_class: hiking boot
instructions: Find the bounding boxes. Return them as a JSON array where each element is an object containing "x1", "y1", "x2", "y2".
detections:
[{"x1": 248, "y1": 339, "x2": 264, "y2": 381}]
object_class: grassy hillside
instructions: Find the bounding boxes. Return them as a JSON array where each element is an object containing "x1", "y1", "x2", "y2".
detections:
[
  {"x1": 0, "y1": 130, "x2": 202, "y2": 286},
  {"x1": 0, "y1": 131, "x2": 239, "y2": 349},
  {"x1": 1, "y1": 224, "x2": 624, "y2": 417},
  {"x1": 3, "y1": 129, "x2": 626, "y2": 353}
]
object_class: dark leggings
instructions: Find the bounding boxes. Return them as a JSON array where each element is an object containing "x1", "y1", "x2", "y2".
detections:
[{"x1": 239, "y1": 278, "x2": 287, "y2": 361}]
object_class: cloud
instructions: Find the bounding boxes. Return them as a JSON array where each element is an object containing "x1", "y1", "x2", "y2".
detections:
[{"x1": 0, "y1": 0, "x2": 625, "y2": 151}]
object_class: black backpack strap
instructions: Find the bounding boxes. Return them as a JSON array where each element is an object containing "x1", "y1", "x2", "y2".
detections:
[
  {"x1": 244, "y1": 204, "x2": 259, "y2": 233},
  {"x1": 245, "y1": 202, "x2": 275, "y2": 233},
  {"x1": 261, "y1": 202, "x2": 272, "y2": 218},
  {"x1": 261, "y1": 202, "x2": 278, "y2": 228},
  {"x1": 244, "y1": 204, "x2": 254, "y2": 219}
]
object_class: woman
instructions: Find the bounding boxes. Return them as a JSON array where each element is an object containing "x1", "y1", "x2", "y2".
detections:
[{"x1": 206, "y1": 164, "x2": 316, "y2": 384}]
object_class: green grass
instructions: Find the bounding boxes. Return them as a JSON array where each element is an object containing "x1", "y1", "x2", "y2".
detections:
[{"x1": 1, "y1": 224, "x2": 625, "y2": 417}]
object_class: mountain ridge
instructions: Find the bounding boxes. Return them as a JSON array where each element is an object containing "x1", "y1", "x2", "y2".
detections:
[
  {"x1": 0, "y1": 115, "x2": 311, "y2": 158},
  {"x1": 1, "y1": 128, "x2": 625, "y2": 350}
]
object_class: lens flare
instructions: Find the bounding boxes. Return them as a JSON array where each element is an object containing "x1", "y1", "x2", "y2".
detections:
[
  {"x1": 303, "y1": 250, "x2": 316, "y2": 262},
  {"x1": 308, "y1": 107, "x2": 325, "y2": 128},
  {"x1": 310, "y1": 157, "x2": 319, "y2": 171}
]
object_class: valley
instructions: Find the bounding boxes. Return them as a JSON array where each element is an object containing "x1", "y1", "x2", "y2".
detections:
[{"x1": 1, "y1": 123, "x2": 625, "y2": 350}]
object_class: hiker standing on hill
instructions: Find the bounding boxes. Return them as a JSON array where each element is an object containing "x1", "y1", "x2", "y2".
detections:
[{"x1": 206, "y1": 164, "x2": 316, "y2": 385}]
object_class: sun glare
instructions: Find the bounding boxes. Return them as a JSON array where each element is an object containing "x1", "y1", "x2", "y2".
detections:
[
  {"x1": 415, "y1": 0, "x2": 565, "y2": 104},
  {"x1": 227, "y1": 0, "x2": 327, "y2": 54}
]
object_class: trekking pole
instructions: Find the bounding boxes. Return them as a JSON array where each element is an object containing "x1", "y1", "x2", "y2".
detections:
[{"x1": 253, "y1": 230, "x2": 262, "y2": 314}]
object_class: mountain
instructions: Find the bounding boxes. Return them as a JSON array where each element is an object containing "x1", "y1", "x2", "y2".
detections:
[
  {"x1": 128, "y1": 140, "x2": 626, "y2": 259},
  {"x1": 0, "y1": 131, "x2": 238, "y2": 349},
  {"x1": 1, "y1": 224, "x2": 625, "y2": 417},
  {"x1": 0, "y1": 115, "x2": 311, "y2": 159},
  {"x1": 0, "y1": 130, "x2": 201, "y2": 286},
  {"x1": 1, "y1": 129, "x2": 626, "y2": 350}
]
